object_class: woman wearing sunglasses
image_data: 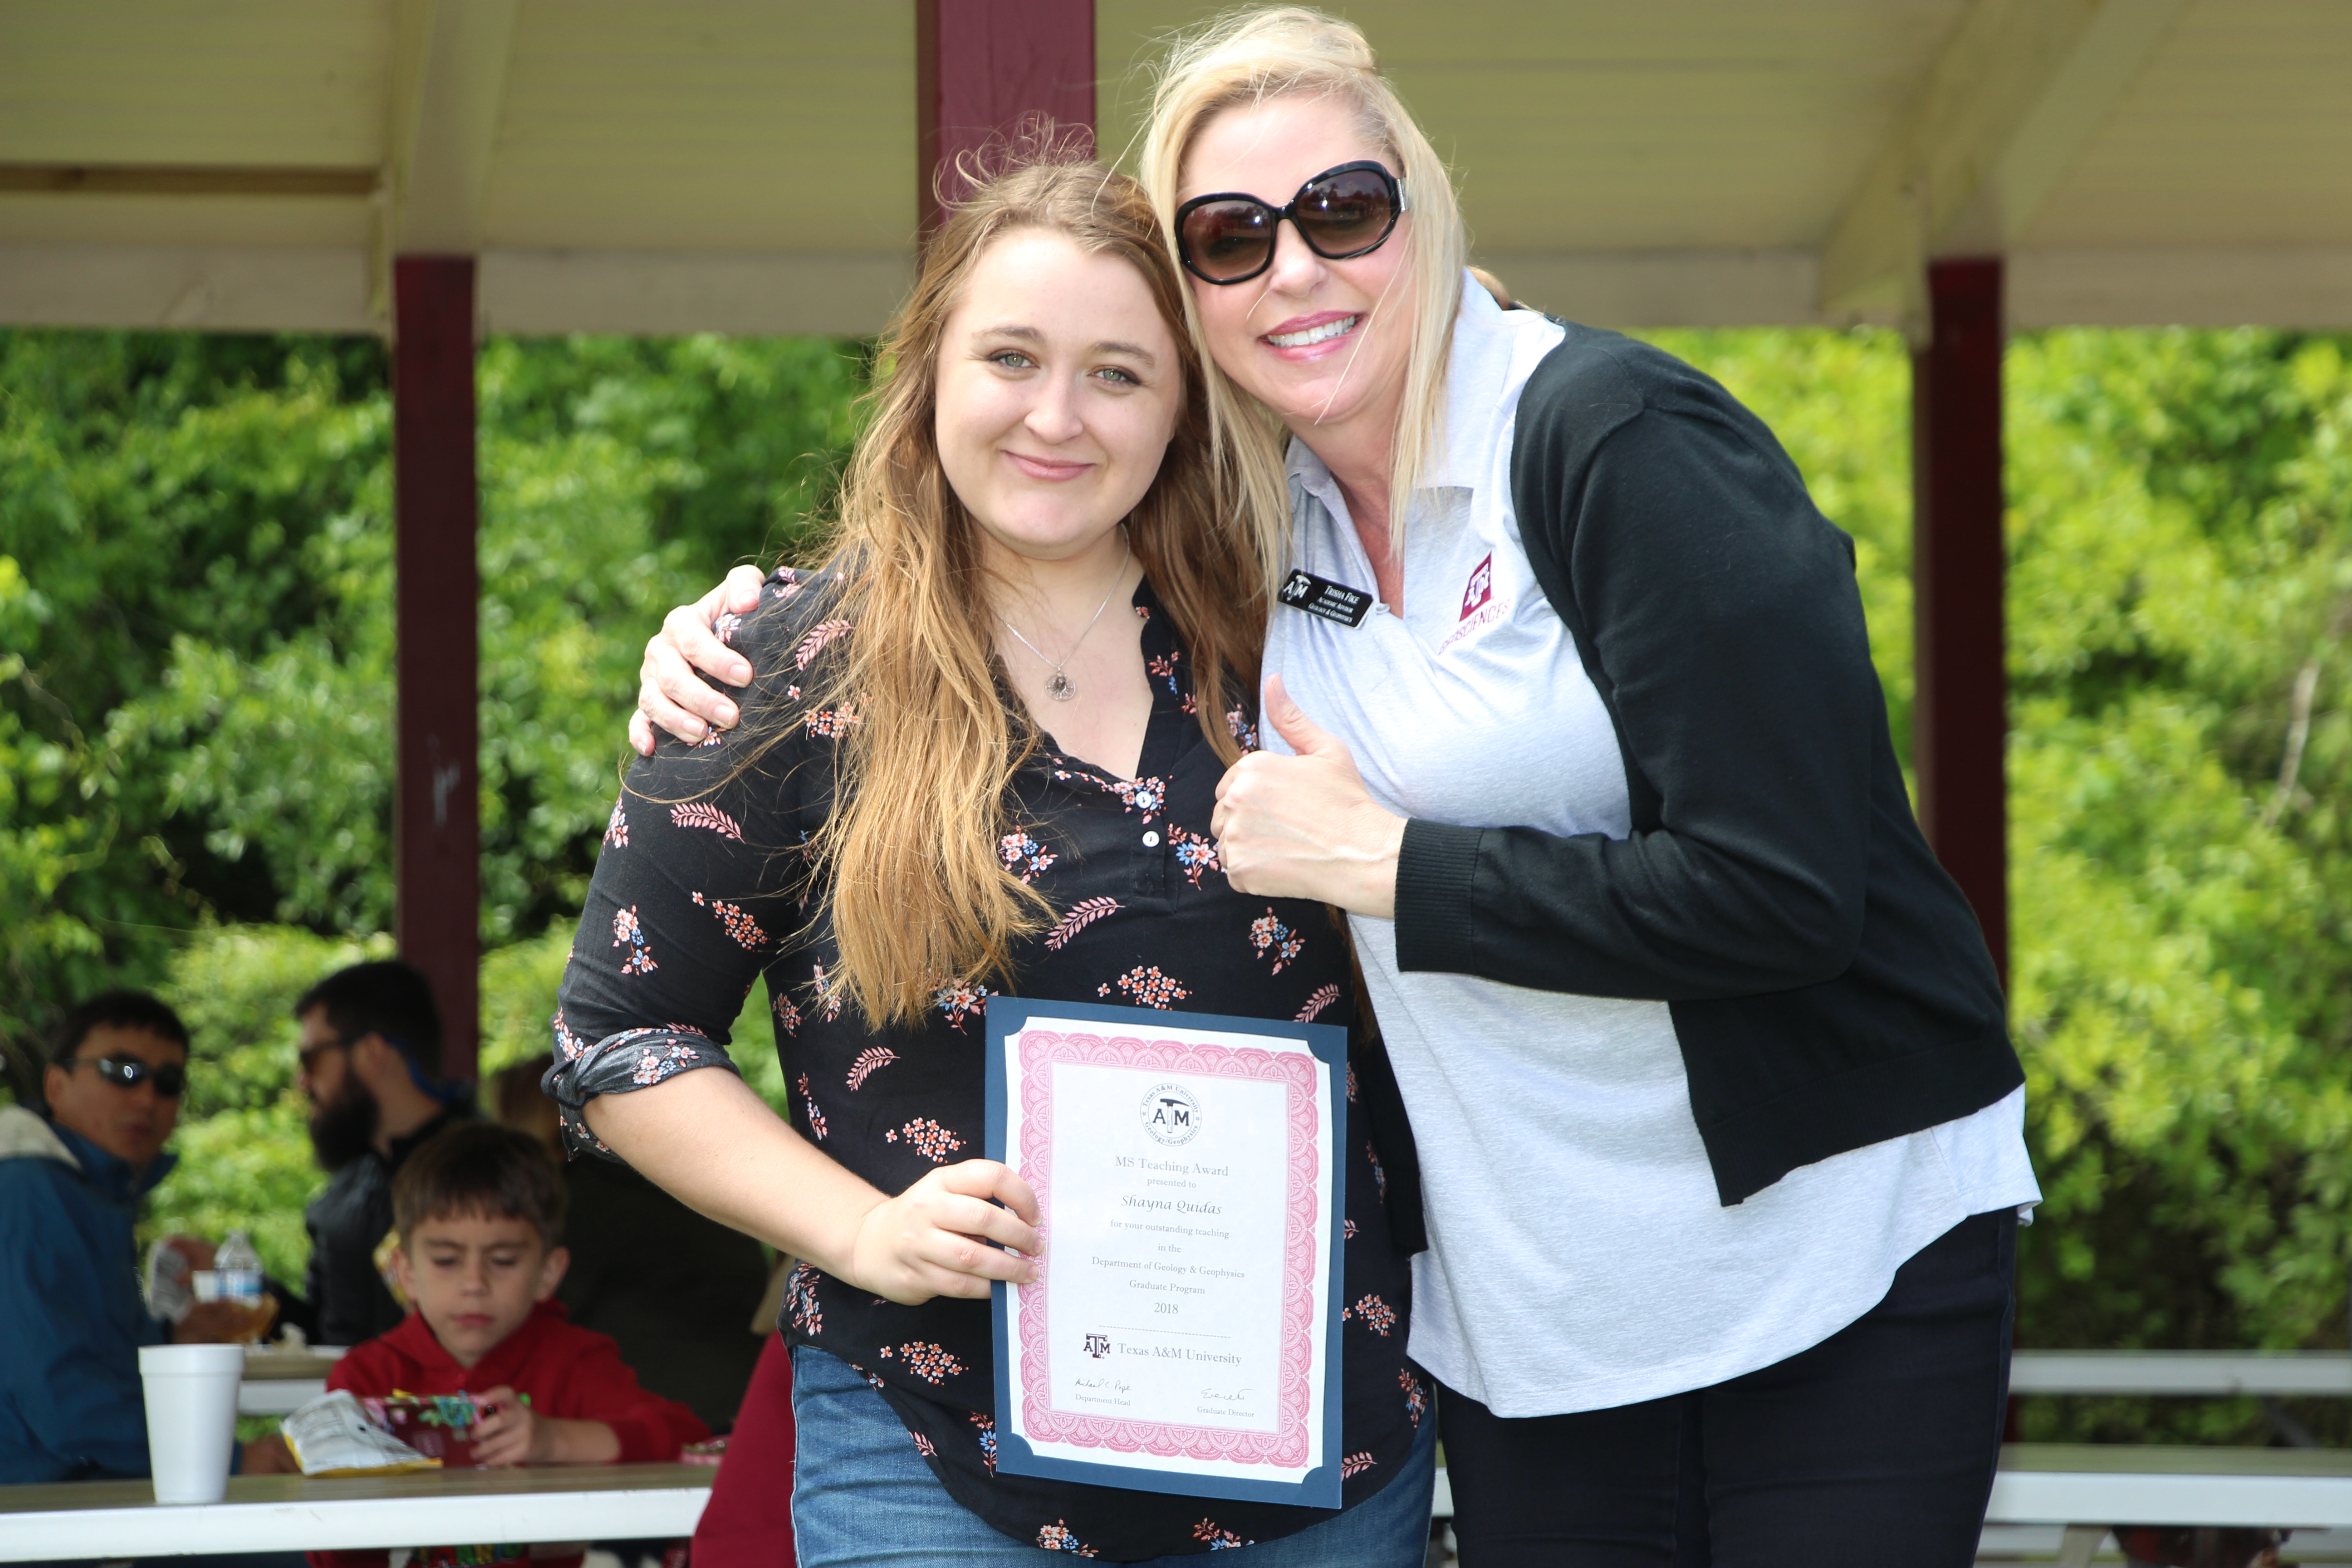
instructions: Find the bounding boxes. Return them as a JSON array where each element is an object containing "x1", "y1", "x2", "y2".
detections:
[
  {"x1": 639, "y1": 10, "x2": 2041, "y2": 1565},
  {"x1": 549, "y1": 155, "x2": 1433, "y2": 1566}
]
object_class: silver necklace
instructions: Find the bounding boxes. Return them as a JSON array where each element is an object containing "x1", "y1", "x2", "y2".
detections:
[{"x1": 998, "y1": 533, "x2": 1130, "y2": 702}]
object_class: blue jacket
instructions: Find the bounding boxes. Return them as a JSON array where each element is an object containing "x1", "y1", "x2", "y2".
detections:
[{"x1": 0, "y1": 1104, "x2": 174, "y2": 1482}]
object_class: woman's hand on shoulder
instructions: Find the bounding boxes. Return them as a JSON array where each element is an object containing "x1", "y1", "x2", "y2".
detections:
[
  {"x1": 630, "y1": 564, "x2": 769, "y2": 755},
  {"x1": 1213, "y1": 676, "x2": 1406, "y2": 918},
  {"x1": 844, "y1": 1159, "x2": 1043, "y2": 1306}
]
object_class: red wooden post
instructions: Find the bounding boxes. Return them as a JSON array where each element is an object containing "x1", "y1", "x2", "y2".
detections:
[
  {"x1": 916, "y1": 0, "x2": 1096, "y2": 235},
  {"x1": 392, "y1": 255, "x2": 480, "y2": 1084},
  {"x1": 1911, "y1": 257, "x2": 2007, "y2": 990}
]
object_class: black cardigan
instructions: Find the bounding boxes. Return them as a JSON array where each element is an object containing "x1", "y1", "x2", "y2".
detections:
[{"x1": 1391, "y1": 322, "x2": 2022, "y2": 1205}]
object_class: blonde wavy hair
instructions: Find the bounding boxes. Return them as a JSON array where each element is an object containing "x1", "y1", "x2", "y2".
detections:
[
  {"x1": 1139, "y1": 6, "x2": 1469, "y2": 558},
  {"x1": 739, "y1": 156, "x2": 1269, "y2": 1028}
]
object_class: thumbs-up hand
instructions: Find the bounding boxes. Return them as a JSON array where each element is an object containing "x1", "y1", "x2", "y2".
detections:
[{"x1": 1211, "y1": 675, "x2": 1405, "y2": 917}]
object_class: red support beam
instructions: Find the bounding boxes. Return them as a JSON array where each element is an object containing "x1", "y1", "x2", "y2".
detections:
[
  {"x1": 916, "y1": 0, "x2": 1096, "y2": 235},
  {"x1": 1911, "y1": 257, "x2": 2008, "y2": 990},
  {"x1": 391, "y1": 255, "x2": 481, "y2": 1084}
]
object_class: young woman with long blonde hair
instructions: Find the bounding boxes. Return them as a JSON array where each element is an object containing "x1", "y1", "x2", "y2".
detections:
[
  {"x1": 641, "y1": 10, "x2": 2041, "y2": 1564},
  {"x1": 550, "y1": 156, "x2": 1433, "y2": 1565}
]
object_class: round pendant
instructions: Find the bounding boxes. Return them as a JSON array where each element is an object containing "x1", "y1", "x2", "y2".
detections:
[{"x1": 1044, "y1": 669, "x2": 1076, "y2": 701}]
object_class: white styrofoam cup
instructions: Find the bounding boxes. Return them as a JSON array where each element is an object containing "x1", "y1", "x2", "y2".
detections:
[{"x1": 139, "y1": 1343, "x2": 245, "y2": 1503}]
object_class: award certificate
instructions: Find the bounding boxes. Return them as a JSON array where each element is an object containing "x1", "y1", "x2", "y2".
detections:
[{"x1": 986, "y1": 998, "x2": 1347, "y2": 1508}]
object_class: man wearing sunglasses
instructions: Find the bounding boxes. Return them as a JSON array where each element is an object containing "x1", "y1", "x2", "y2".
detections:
[
  {"x1": 277, "y1": 960, "x2": 471, "y2": 1351},
  {"x1": 0, "y1": 990, "x2": 246, "y2": 1484}
]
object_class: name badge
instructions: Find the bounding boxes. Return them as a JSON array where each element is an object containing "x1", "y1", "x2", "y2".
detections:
[{"x1": 1276, "y1": 568, "x2": 1372, "y2": 627}]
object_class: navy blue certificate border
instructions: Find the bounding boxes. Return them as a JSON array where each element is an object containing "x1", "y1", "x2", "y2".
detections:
[{"x1": 986, "y1": 996, "x2": 1350, "y2": 1509}]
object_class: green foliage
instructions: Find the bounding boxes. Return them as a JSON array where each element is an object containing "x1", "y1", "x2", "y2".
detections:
[
  {"x1": 1, "y1": 330, "x2": 861, "y2": 1055},
  {"x1": 1998, "y1": 332, "x2": 2352, "y2": 1442}
]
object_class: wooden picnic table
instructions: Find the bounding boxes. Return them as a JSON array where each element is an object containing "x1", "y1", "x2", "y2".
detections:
[{"x1": 0, "y1": 1462, "x2": 713, "y2": 1561}]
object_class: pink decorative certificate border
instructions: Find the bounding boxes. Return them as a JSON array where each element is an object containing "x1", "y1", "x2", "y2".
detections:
[{"x1": 1015, "y1": 1030, "x2": 1322, "y2": 1469}]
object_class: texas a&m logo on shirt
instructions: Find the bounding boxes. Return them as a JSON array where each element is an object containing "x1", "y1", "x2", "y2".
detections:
[
  {"x1": 1460, "y1": 554, "x2": 1494, "y2": 619},
  {"x1": 1440, "y1": 550, "x2": 1509, "y2": 654}
]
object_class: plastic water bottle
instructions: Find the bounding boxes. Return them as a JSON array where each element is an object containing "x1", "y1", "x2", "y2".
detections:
[
  {"x1": 202, "y1": 1230, "x2": 272, "y2": 1343},
  {"x1": 215, "y1": 1231, "x2": 265, "y2": 1301}
]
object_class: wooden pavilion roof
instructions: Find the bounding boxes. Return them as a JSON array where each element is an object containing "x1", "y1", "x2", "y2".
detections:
[{"x1": 2, "y1": 0, "x2": 2347, "y2": 336}]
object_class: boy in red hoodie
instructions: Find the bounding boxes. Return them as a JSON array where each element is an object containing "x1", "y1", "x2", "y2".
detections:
[{"x1": 295, "y1": 1122, "x2": 707, "y2": 1567}]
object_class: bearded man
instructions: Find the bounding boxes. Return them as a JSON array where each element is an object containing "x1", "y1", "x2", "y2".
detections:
[{"x1": 288, "y1": 961, "x2": 470, "y2": 1348}]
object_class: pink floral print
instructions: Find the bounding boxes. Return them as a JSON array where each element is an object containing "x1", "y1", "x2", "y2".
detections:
[
  {"x1": 1035, "y1": 1523, "x2": 1097, "y2": 1557},
  {"x1": 879, "y1": 1341, "x2": 966, "y2": 1385},
  {"x1": 1248, "y1": 908, "x2": 1303, "y2": 974},
  {"x1": 1000, "y1": 830, "x2": 1057, "y2": 884},
  {"x1": 886, "y1": 1118, "x2": 965, "y2": 1163},
  {"x1": 804, "y1": 704, "x2": 859, "y2": 739},
  {"x1": 1295, "y1": 983, "x2": 1340, "y2": 1022},
  {"x1": 670, "y1": 802, "x2": 744, "y2": 840},
  {"x1": 1045, "y1": 897, "x2": 1120, "y2": 951},
  {"x1": 794, "y1": 617, "x2": 853, "y2": 669},
  {"x1": 1190, "y1": 1520, "x2": 1251, "y2": 1550},
  {"x1": 692, "y1": 890, "x2": 767, "y2": 949},
  {"x1": 846, "y1": 1046, "x2": 897, "y2": 1089},
  {"x1": 932, "y1": 979, "x2": 991, "y2": 1031},
  {"x1": 1168, "y1": 827, "x2": 1222, "y2": 887},
  {"x1": 613, "y1": 906, "x2": 657, "y2": 975},
  {"x1": 1098, "y1": 966, "x2": 1190, "y2": 1009},
  {"x1": 786, "y1": 1261, "x2": 821, "y2": 1336}
]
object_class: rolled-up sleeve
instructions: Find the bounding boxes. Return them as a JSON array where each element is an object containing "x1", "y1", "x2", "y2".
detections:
[{"x1": 544, "y1": 570, "x2": 830, "y2": 1158}]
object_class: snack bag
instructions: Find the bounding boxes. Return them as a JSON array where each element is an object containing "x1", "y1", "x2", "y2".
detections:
[
  {"x1": 281, "y1": 1390, "x2": 440, "y2": 1477},
  {"x1": 363, "y1": 1392, "x2": 491, "y2": 1467}
]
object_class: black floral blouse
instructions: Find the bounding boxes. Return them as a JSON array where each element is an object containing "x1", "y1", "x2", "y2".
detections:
[{"x1": 546, "y1": 565, "x2": 1424, "y2": 1560}]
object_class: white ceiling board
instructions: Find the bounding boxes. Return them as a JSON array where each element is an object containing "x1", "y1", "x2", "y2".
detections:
[
  {"x1": 481, "y1": 248, "x2": 912, "y2": 337},
  {"x1": 0, "y1": 193, "x2": 374, "y2": 247},
  {"x1": 2025, "y1": 0, "x2": 2352, "y2": 248},
  {"x1": 0, "y1": 0, "x2": 391, "y2": 165},
  {"x1": 0, "y1": 242, "x2": 372, "y2": 331},
  {"x1": 0, "y1": 1, "x2": 2346, "y2": 332},
  {"x1": 1097, "y1": 0, "x2": 1971, "y2": 253},
  {"x1": 1481, "y1": 249, "x2": 1824, "y2": 328},
  {"x1": 390, "y1": 0, "x2": 519, "y2": 254},
  {"x1": 2010, "y1": 246, "x2": 2352, "y2": 329},
  {"x1": 481, "y1": 0, "x2": 916, "y2": 254}
]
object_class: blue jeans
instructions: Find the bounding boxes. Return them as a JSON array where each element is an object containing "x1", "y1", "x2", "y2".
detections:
[{"x1": 790, "y1": 1346, "x2": 1434, "y2": 1567}]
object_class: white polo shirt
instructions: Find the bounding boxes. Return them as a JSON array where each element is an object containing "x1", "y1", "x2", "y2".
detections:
[{"x1": 1262, "y1": 281, "x2": 2039, "y2": 1417}]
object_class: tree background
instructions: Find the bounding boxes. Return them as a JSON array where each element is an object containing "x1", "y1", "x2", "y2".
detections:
[{"x1": 5, "y1": 322, "x2": 2348, "y2": 1445}]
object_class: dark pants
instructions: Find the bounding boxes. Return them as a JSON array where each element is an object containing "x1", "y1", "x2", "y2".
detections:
[{"x1": 1440, "y1": 1208, "x2": 2016, "y2": 1568}]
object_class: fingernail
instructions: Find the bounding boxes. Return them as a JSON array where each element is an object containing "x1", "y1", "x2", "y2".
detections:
[
  {"x1": 718, "y1": 704, "x2": 740, "y2": 725},
  {"x1": 729, "y1": 663, "x2": 750, "y2": 685}
]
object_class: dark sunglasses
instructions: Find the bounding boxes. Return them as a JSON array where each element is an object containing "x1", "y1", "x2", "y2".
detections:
[
  {"x1": 1174, "y1": 161, "x2": 1408, "y2": 286},
  {"x1": 297, "y1": 1035, "x2": 353, "y2": 1075},
  {"x1": 62, "y1": 1054, "x2": 186, "y2": 1098}
]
